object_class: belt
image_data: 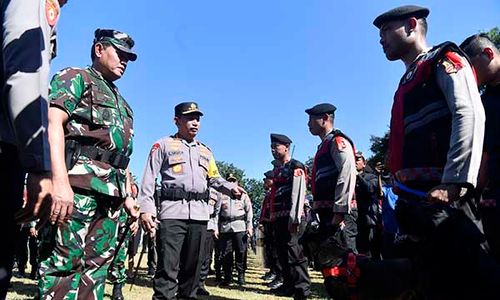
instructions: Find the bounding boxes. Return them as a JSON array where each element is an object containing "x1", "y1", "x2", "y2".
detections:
[
  {"x1": 161, "y1": 188, "x2": 209, "y2": 201},
  {"x1": 220, "y1": 215, "x2": 246, "y2": 222},
  {"x1": 79, "y1": 144, "x2": 130, "y2": 169}
]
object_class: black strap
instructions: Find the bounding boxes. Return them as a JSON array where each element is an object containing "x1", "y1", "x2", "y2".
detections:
[
  {"x1": 79, "y1": 145, "x2": 130, "y2": 169},
  {"x1": 161, "y1": 188, "x2": 209, "y2": 201}
]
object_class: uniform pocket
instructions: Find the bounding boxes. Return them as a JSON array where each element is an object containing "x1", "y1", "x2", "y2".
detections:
[{"x1": 168, "y1": 155, "x2": 187, "y2": 174}]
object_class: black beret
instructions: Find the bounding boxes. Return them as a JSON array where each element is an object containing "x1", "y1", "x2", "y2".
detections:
[
  {"x1": 264, "y1": 170, "x2": 274, "y2": 178},
  {"x1": 373, "y1": 5, "x2": 429, "y2": 29},
  {"x1": 305, "y1": 103, "x2": 336, "y2": 116},
  {"x1": 174, "y1": 102, "x2": 204, "y2": 116},
  {"x1": 270, "y1": 133, "x2": 292, "y2": 145},
  {"x1": 94, "y1": 28, "x2": 137, "y2": 61}
]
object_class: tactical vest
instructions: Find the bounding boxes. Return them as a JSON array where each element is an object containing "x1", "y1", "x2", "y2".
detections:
[
  {"x1": 311, "y1": 130, "x2": 355, "y2": 208},
  {"x1": 259, "y1": 190, "x2": 273, "y2": 223},
  {"x1": 389, "y1": 42, "x2": 468, "y2": 190},
  {"x1": 270, "y1": 159, "x2": 305, "y2": 219}
]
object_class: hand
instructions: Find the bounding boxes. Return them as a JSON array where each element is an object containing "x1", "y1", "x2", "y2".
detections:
[
  {"x1": 29, "y1": 227, "x2": 38, "y2": 238},
  {"x1": 246, "y1": 228, "x2": 253, "y2": 237},
  {"x1": 124, "y1": 197, "x2": 140, "y2": 220},
  {"x1": 428, "y1": 183, "x2": 462, "y2": 203},
  {"x1": 49, "y1": 180, "x2": 74, "y2": 226},
  {"x1": 231, "y1": 186, "x2": 247, "y2": 199},
  {"x1": 129, "y1": 219, "x2": 139, "y2": 236},
  {"x1": 15, "y1": 172, "x2": 52, "y2": 225},
  {"x1": 213, "y1": 230, "x2": 219, "y2": 239},
  {"x1": 140, "y1": 213, "x2": 158, "y2": 238}
]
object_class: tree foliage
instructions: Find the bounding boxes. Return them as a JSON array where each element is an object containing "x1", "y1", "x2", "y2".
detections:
[
  {"x1": 487, "y1": 27, "x2": 500, "y2": 47},
  {"x1": 367, "y1": 131, "x2": 389, "y2": 167}
]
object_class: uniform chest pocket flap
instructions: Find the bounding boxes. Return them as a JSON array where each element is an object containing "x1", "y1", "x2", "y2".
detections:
[
  {"x1": 168, "y1": 155, "x2": 187, "y2": 174},
  {"x1": 199, "y1": 155, "x2": 210, "y2": 171},
  {"x1": 90, "y1": 85, "x2": 120, "y2": 126}
]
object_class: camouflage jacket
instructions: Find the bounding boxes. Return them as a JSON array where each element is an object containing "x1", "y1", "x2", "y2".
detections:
[{"x1": 49, "y1": 67, "x2": 134, "y2": 198}]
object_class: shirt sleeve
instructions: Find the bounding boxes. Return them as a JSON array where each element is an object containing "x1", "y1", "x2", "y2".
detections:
[
  {"x1": 49, "y1": 68, "x2": 86, "y2": 116},
  {"x1": 137, "y1": 140, "x2": 165, "y2": 216},
  {"x1": 331, "y1": 137, "x2": 357, "y2": 213},
  {"x1": 244, "y1": 194, "x2": 253, "y2": 229},
  {"x1": 208, "y1": 154, "x2": 237, "y2": 195},
  {"x1": 436, "y1": 54, "x2": 485, "y2": 187}
]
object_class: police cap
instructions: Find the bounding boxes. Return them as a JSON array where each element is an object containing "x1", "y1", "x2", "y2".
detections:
[
  {"x1": 373, "y1": 5, "x2": 429, "y2": 29},
  {"x1": 227, "y1": 173, "x2": 238, "y2": 182},
  {"x1": 94, "y1": 28, "x2": 137, "y2": 61},
  {"x1": 270, "y1": 133, "x2": 292, "y2": 145},
  {"x1": 305, "y1": 103, "x2": 336, "y2": 116},
  {"x1": 174, "y1": 102, "x2": 204, "y2": 116}
]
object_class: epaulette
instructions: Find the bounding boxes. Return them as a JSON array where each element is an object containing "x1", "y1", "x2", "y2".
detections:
[
  {"x1": 197, "y1": 140, "x2": 212, "y2": 153},
  {"x1": 288, "y1": 159, "x2": 305, "y2": 170}
]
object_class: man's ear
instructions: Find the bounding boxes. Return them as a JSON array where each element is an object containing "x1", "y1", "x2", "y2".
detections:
[
  {"x1": 174, "y1": 116, "x2": 179, "y2": 126},
  {"x1": 94, "y1": 43, "x2": 104, "y2": 59},
  {"x1": 483, "y1": 47, "x2": 495, "y2": 61},
  {"x1": 406, "y1": 17, "x2": 418, "y2": 33}
]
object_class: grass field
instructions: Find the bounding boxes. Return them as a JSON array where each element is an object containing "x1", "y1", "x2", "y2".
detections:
[{"x1": 8, "y1": 248, "x2": 329, "y2": 299}]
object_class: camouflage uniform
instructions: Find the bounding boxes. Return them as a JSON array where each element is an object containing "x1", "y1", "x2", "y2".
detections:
[
  {"x1": 0, "y1": 0, "x2": 61, "y2": 296},
  {"x1": 107, "y1": 208, "x2": 130, "y2": 284},
  {"x1": 38, "y1": 62, "x2": 134, "y2": 299}
]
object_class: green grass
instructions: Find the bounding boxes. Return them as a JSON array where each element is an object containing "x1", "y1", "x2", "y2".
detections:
[{"x1": 8, "y1": 248, "x2": 329, "y2": 299}]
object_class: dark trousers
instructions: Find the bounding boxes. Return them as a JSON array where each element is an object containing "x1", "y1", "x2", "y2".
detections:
[
  {"x1": 0, "y1": 142, "x2": 25, "y2": 298},
  {"x1": 219, "y1": 231, "x2": 247, "y2": 281},
  {"x1": 274, "y1": 217, "x2": 310, "y2": 297},
  {"x1": 15, "y1": 227, "x2": 38, "y2": 272},
  {"x1": 263, "y1": 222, "x2": 281, "y2": 275},
  {"x1": 480, "y1": 199, "x2": 500, "y2": 262},
  {"x1": 153, "y1": 219, "x2": 207, "y2": 300},
  {"x1": 198, "y1": 229, "x2": 215, "y2": 289},
  {"x1": 144, "y1": 231, "x2": 158, "y2": 272}
]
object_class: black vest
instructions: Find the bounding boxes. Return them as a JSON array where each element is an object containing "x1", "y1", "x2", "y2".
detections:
[
  {"x1": 393, "y1": 42, "x2": 469, "y2": 189},
  {"x1": 312, "y1": 130, "x2": 355, "y2": 204},
  {"x1": 271, "y1": 158, "x2": 305, "y2": 219}
]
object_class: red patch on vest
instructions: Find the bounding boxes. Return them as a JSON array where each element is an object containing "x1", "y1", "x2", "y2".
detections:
[
  {"x1": 150, "y1": 143, "x2": 160, "y2": 156},
  {"x1": 441, "y1": 52, "x2": 464, "y2": 74},
  {"x1": 335, "y1": 136, "x2": 346, "y2": 150}
]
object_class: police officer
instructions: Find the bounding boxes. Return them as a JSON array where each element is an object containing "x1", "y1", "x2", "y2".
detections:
[
  {"x1": 461, "y1": 34, "x2": 500, "y2": 262},
  {"x1": 305, "y1": 103, "x2": 357, "y2": 298},
  {"x1": 214, "y1": 173, "x2": 253, "y2": 286},
  {"x1": 38, "y1": 28, "x2": 139, "y2": 299},
  {"x1": 374, "y1": 5, "x2": 496, "y2": 298},
  {"x1": 138, "y1": 102, "x2": 246, "y2": 300},
  {"x1": 196, "y1": 188, "x2": 218, "y2": 296},
  {"x1": 268, "y1": 133, "x2": 310, "y2": 299},
  {"x1": 0, "y1": 0, "x2": 67, "y2": 296},
  {"x1": 259, "y1": 170, "x2": 282, "y2": 284}
]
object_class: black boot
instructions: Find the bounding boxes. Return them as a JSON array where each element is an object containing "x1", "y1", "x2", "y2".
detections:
[
  {"x1": 112, "y1": 283, "x2": 124, "y2": 300},
  {"x1": 237, "y1": 272, "x2": 245, "y2": 285}
]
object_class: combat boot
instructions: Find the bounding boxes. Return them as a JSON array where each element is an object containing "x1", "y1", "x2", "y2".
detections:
[
  {"x1": 237, "y1": 272, "x2": 245, "y2": 285},
  {"x1": 112, "y1": 283, "x2": 124, "y2": 300}
]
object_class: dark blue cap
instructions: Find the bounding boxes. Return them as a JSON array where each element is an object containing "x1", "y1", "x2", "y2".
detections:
[
  {"x1": 270, "y1": 133, "x2": 292, "y2": 145},
  {"x1": 305, "y1": 103, "x2": 336, "y2": 116},
  {"x1": 264, "y1": 170, "x2": 274, "y2": 178},
  {"x1": 373, "y1": 5, "x2": 429, "y2": 29},
  {"x1": 174, "y1": 102, "x2": 204, "y2": 116}
]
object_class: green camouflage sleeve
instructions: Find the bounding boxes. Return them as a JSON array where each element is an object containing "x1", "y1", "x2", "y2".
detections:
[{"x1": 49, "y1": 68, "x2": 86, "y2": 115}]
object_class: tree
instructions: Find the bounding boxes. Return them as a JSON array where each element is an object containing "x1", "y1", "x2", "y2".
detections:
[
  {"x1": 216, "y1": 161, "x2": 245, "y2": 182},
  {"x1": 367, "y1": 130, "x2": 389, "y2": 167},
  {"x1": 487, "y1": 27, "x2": 500, "y2": 47}
]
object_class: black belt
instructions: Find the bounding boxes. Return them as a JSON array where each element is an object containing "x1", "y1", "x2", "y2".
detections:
[
  {"x1": 220, "y1": 215, "x2": 246, "y2": 222},
  {"x1": 80, "y1": 145, "x2": 130, "y2": 169},
  {"x1": 161, "y1": 188, "x2": 209, "y2": 201}
]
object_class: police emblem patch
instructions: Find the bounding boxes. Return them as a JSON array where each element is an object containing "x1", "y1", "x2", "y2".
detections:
[
  {"x1": 45, "y1": 0, "x2": 60, "y2": 27},
  {"x1": 172, "y1": 164, "x2": 183, "y2": 174}
]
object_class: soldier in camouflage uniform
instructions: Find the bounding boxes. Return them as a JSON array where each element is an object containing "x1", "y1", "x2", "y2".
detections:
[
  {"x1": 108, "y1": 181, "x2": 140, "y2": 300},
  {"x1": 138, "y1": 101, "x2": 246, "y2": 300},
  {"x1": 37, "y1": 28, "x2": 139, "y2": 300},
  {"x1": 0, "y1": 0, "x2": 67, "y2": 297}
]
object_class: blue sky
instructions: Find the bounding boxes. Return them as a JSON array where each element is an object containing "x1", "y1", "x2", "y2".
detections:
[{"x1": 52, "y1": 0, "x2": 499, "y2": 181}]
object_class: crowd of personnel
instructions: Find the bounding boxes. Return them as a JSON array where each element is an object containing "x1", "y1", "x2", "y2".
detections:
[{"x1": 2, "y1": 1, "x2": 500, "y2": 300}]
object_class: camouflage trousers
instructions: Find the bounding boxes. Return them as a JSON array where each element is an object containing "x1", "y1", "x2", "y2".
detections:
[
  {"x1": 107, "y1": 208, "x2": 131, "y2": 284},
  {"x1": 38, "y1": 191, "x2": 122, "y2": 300}
]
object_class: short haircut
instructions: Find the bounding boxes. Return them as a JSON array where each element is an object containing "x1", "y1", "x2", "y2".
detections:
[
  {"x1": 90, "y1": 41, "x2": 112, "y2": 61},
  {"x1": 417, "y1": 18, "x2": 427, "y2": 35},
  {"x1": 460, "y1": 33, "x2": 499, "y2": 58}
]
